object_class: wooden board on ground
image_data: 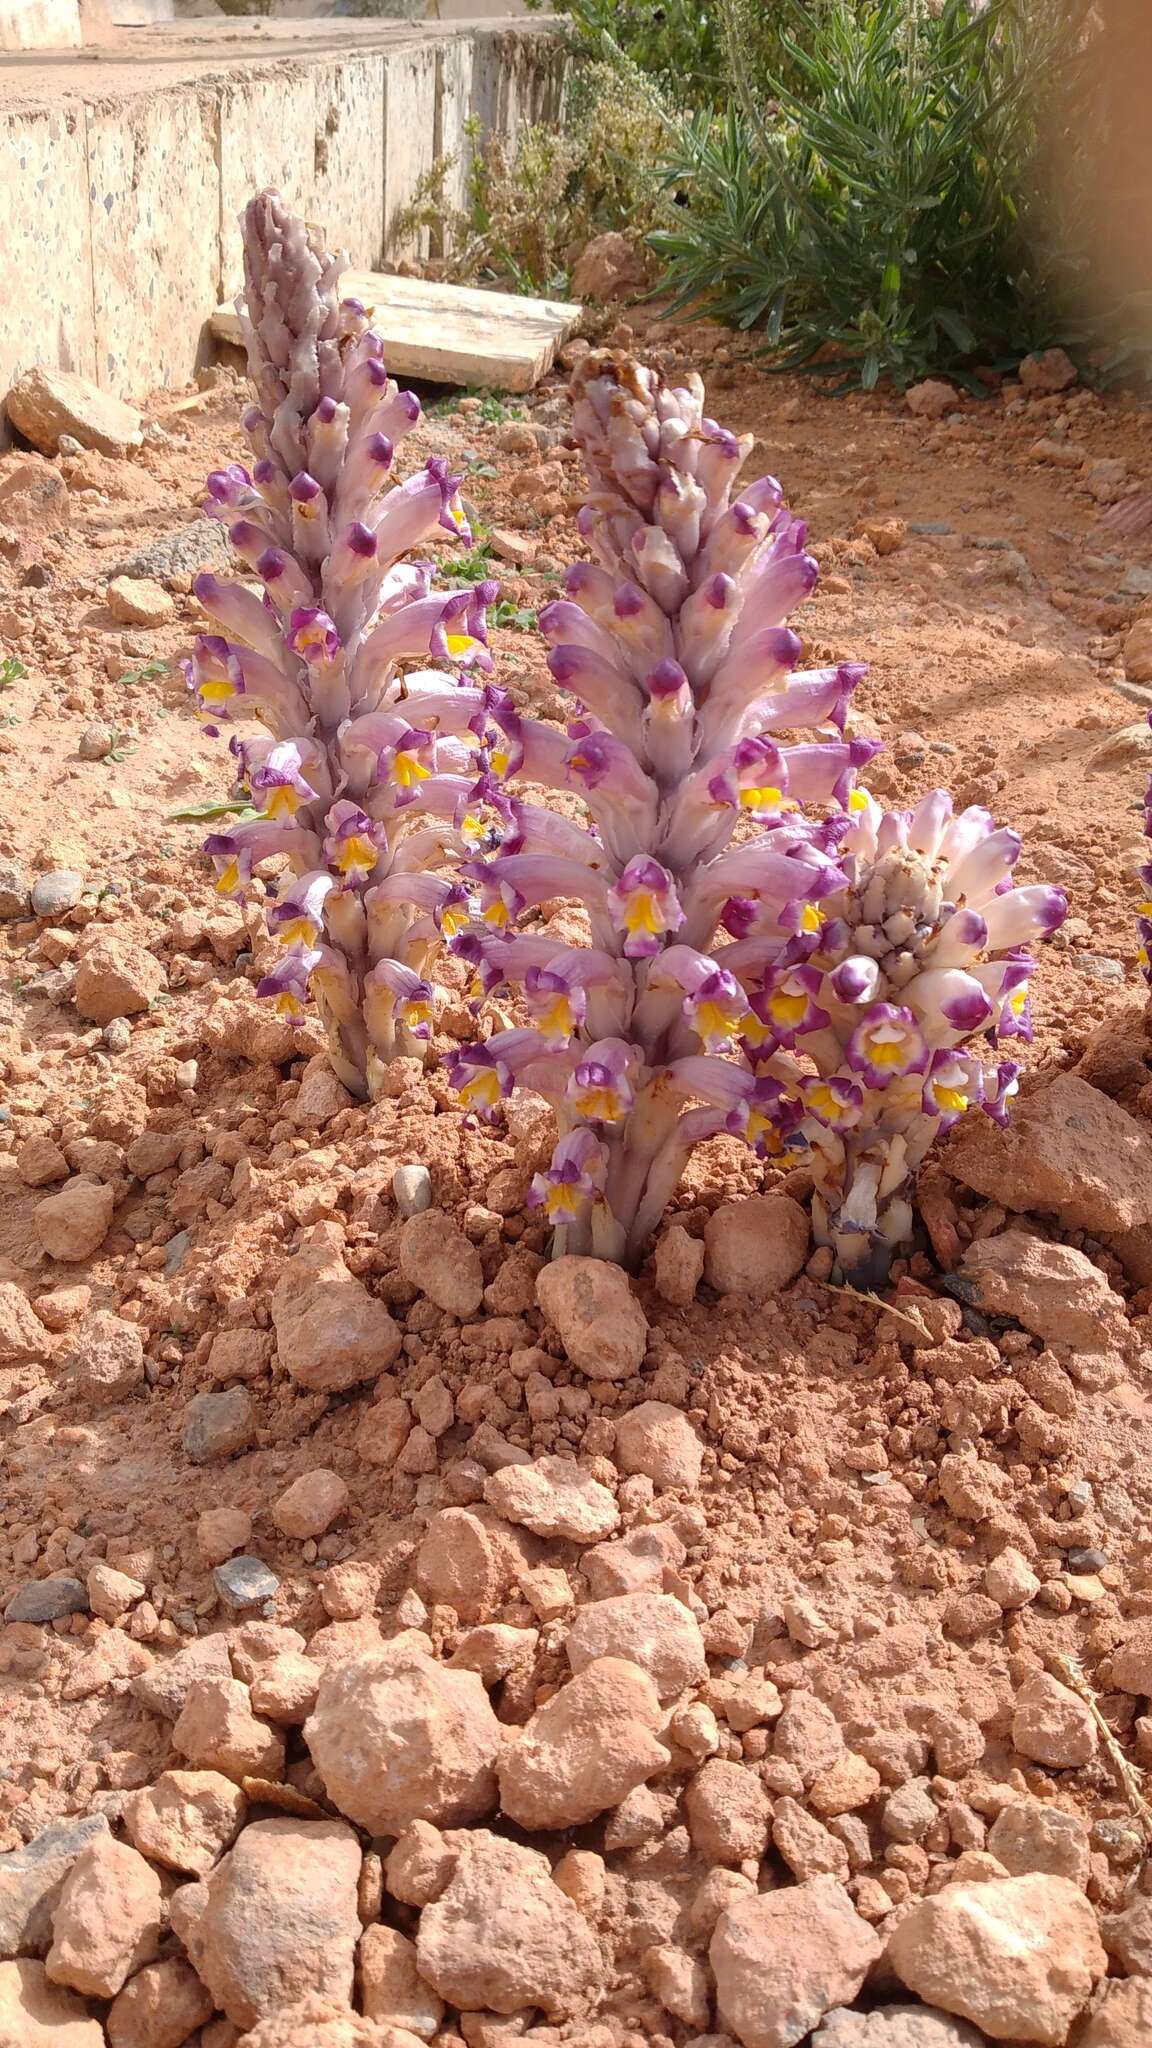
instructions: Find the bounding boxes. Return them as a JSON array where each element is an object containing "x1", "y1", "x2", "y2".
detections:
[{"x1": 211, "y1": 270, "x2": 583, "y2": 393}]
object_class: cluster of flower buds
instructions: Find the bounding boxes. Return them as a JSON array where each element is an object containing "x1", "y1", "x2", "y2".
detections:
[
  {"x1": 185, "y1": 191, "x2": 498, "y2": 1097},
  {"x1": 444, "y1": 351, "x2": 875, "y2": 1265},
  {"x1": 729, "y1": 789, "x2": 1067, "y2": 1284}
]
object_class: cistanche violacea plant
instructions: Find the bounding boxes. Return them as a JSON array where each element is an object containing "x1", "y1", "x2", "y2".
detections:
[
  {"x1": 185, "y1": 191, "x2": 501, "y2": 1099},
  {"x1": 445, "y1": 351, "x2": 872, "y2": 1266}
]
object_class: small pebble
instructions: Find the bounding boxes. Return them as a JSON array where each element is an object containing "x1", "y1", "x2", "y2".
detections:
[
  {"x1": 393, "y1": 1163, "x2": 433, "y2": 1218},
  {"x1": 78, "y1": 724, "x2": 114, "y2": 761},
  {"x1": 213, "y1": 1557, "x2": 280, "y2": 1612},
  {"x1": 164, "y1": 1230, "x2": 191, "y2": 1277},
  {"x1": 103, "y1": 1018, "x2": 131, "y2": 1053},
  {"x1": 1073, "y1": 953, "x2": 1125, "y2": 982},
  {"x1": 1067, "y1": 1547, "x2": 1108, "y2": 1573}
]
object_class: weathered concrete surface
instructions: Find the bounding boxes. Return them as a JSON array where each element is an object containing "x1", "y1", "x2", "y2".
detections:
[
  {"x1": 383, "y1": 40, "x2": 437, "y2": 260},
  {"x1": 0, "y1": 0, "x2": 80, "y2": 50},
  {"x1": 0, "y1": 105, "x2": 95, "y2": 400},
  {"x1": 0, "y1": 17, "x2": 566, "y2": 420},
  {"x1": 87, "y1": 86, "x2": 220, "y2": 396}
]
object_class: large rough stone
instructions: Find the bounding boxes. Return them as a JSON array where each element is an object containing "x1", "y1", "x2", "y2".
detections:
[
  {"x1": 182, "y1": 1387, "x2": 253, "y2": 1464},
  {"x1": 710, "y1": 1876, "x2": 881, "y2": 2048},
  {"x1": 358, "y1": 1924, "x2": 443, "y2": 2039},
  {"x1": 614, "y1": 1399, "x2": 703, "y2": 1490},
  {"x1": 6, "y1": 366, "x2": 143, "y2": 457},
  {"x1": 1077, "y1": 1978, "x2": 1152, "y2": 2047},
  {"x1": 499, "y1": 1657, "x2": 669, "y2": 1829},
  {"x1": 484, "y1": 1454, "x2": 619, "y2": 1543},
  {"x1": 414, "y1": 1506, "x2": 537, "y2": 1622},
  {"x1": 957, "y1": 1232, "x2": 1128, "y2": 1355},
  {"x1": 945, "y1": 1073, "x2": 1152, "y2": 1235},
  {"x1": 132, "y1": 1632, "x2": 233, "y2": 1719},
  {"x1": 236, "y1": 1997, "x2": 426, "y2": 2046},
  {"x1": 271, "y1": 1237, "x2": 402, "y2": 1392},
  {"x1": 173, "y1": 1675, "x2": 284, "y2": 1783},
  {"x1": 105, "y1": 1955, "x2": 214, "y2": 2048},
  {"x1": 69, "y1": 1310, "x2": 144, "y2": 1406},
  {"x1": 0, "y1": 1815, "x2": 109, "y2": 1960},
  {"x1": 179, "y1": 1817, "x2": 361, "y2": 2029},
  {"x1": 398, "y1": 1210, "x2": 484, "y2": 1317},
  {"x1": 0, "y1": 1959, "x2": 103, "y2": 2047},
  {"x1": 987, "y1": 1800, "x2": 1090, "y2": 1887},
  {"x1": 304, "y1": 1642, "x2": 500, "y2": 1834},
  {"x1": 416, "y1": 1830, "x2": 606, "y2": 2019},
  {"x1": 886, "y1": 1874, "x2": 1106, "y2": 2044},
  {"x1": 73, "y1": 936, "x2": 165, "y2": 1024},
  {"x1": 1011, "y1": 1672, "x2": 1097, "y2": 1768},
  {"x1": 3, "y1": 1577, "x2": 88, "y2": 1626},
  {"x1": 703, "y1": 1194, "x2": 810, "y2": 1296},
  {"x1": 565, "y1": 1589, "x2": 707, "y2": 1700},
  {"x1": 811, "y1": 2009, "x2": 988, "y2": 2047},
  {"x1": 123, "y1": 1770, "x2": 246, "y2": 1876},
  {"x1": 0, "y1": 1284, "x2": 48, "y2": 1367},
  {"x1": 45, "y1": 1836, "x2": 161, "y2": 1999},
  {"x1": 33, "y1": 1178, "x2": 115, "y2": 1262},
  {"x1": 535, "y1": 1255, "x2": 649, "y2": 1379},
  {"x1": 570, "y1": 231, "x2": 651, "y2": 301}
]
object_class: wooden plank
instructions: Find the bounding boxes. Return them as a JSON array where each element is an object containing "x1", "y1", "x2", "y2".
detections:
[{"x1": 211, "y1": 270, "x2": 582, "y2": 393}]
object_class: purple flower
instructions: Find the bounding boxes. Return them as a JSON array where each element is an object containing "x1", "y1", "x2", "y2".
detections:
[
  {"x1": 566, "y1": 1039, "x2": 636, "y2": 1123},
  {"x1": 256, "y1": 946, "x2": 319, "y2": 1023},
  {"x1": 606, "y1": 856, "x2": 684, "y2": 957},
  {"x1": 323, "y1": 801, "x2": 383, "y2": 885},
  {"x1": 527, "y1": 1128, "x2": 607, "y2": 1226},
  {"x1": 847, "y1": 1004, "x2": 928, "y2": 1088}
]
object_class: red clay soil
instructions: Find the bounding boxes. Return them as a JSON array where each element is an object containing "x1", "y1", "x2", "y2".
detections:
[{"x1": 2, "y1": 322, "x2": 1152, "y2": 2046}]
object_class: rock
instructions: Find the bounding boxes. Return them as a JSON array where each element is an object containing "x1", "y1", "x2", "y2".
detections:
[
  {"x1": 272, "y1": 1470, "x2": 349, "y2": 1541},
  {"x1": 358, "y1": 1925, "x2": 443, "y2": 2039},
  {"x1": 773, "y1": 1796, "x2": 851, "y2": 1881},
  {"x1": 123, "y1": 1769, "x2": 245, "y2": 1877},
  {"x1": 86, "y1": 1562, "x2": 144, "y2": 1620},
  {"x1": 653, "y1": 1222, "x2": 705, "y2": 1305},
  {"x1": 3, "y1": 1576, "x2": 87, "y2": 1626},
  {"x1": 614, "y1": 1400, "x2": 703, "y2": 1490},
  {"x1": 1124, "y1": 616, "x2": 1152, "y2": 685},
  {"x1": 70, "y1": 1310, "x2": 144, "y2": 1406},
  {"x1": 290, "y1": 1055, "x2": 355, "y2": 1129},
  {"x1": 570, "y1": 231, "x2": 650, "y2": 300},
  {"x1": 535, "y1": 1255, "x2": 649, "y2": 1379},
  {"x1": 416, "y1": 1830, "x2": 605, "y2": 2018},
  {"x1": 305, "y1": 1642, "x2": 500, "y2": 1833},
  {"x1": 251, "y1": 1651, "x2": 322, "y2": 1725},
  {"x1": 357, "y1": 1395, "x2": 412, "y2": 1468},
  {"x1": 29, "y1": 870, "x2": 82, "y2": 919},
  {"x1": 642, "y1": 1942, "x2": 711, "y2": 2027},
  {"x1": 488, "y1": 526, "x2": 536, "y2": 564},
  {"x1": 1077, "y1": 1980, "x2": 1152, "y2": 2048},
  {"x1": 499, "y1": 1656, "x2": 668, "y2": 1829},
  {"x1": 0, "y1": 1283, "x2": 48, "y2": 1365},
  {"x1": 112, "y1": 521, "x2": 233, "y2": 582},
  {"x1": 194, "y1": 1511, "x2": 251, "y2": 1574},
  {"x1": 1102, "y1": 1892, "x2": 1152, "y2": 1974},
  {"x1": 234, "y1": 1999, "x2": 422, "y2": 2046},
  {"x1": 213, "y1": 1557, "x2": 280, "y2": 1612},
  {"x1": 106, "y1": 575, "x2": 175, "y2": 628},
  {"x1": 271, "y1": 1237, "x2": 402, "y2": 1392},
  {"x1": 703, "y1": 1195, "x2": 809, "y2": 1295},
  {"x1": 905, "y1": 379, "x2": 957, "y2": 418},
  {"x1": 392, "y1": 1164, "x2": 432, "y2": 1218},
  {"x1": 33, "y1": 1177, "x2": 116, "y2": 1262},
  {"x1": 16, "y1": 1140, "x2": 69, "y2": 1189},
  {"x1": 0, "y1": 459, "x2": 67, "y2": 530},
  {"x1": 984, "y1": 1546, "x2": 1039, "y2": 1609},
  {"x1": 946, "y1": 1074, "x2": 1152, "y2": 1236},
  {"x1": 206, "y1": 1328, "x2": 273, "y2": 1384},
  {"x1": 566, "y1": 1588, "x2": 706, "y2": 1700},
  {"x1": 1108, "y1": 1619, "x2": 1152, "y2": 1696},
  {"x1": 887, "y1": 1874, "x2": 1106, "y2": 2044},
  {"x1": 399, "y1": 1210, "x2": 484, "y2": 1317},
  {"x1": 774, "y1": 1691, "x2": 845, "y2": 1781},
  {"x1": 132, "y1": 1632, "x2": 232, "y2": 1720},
  {"x1": 73, "y1": 935, "x2": 165, "y2": 1023},
  {"x1": 173, "y1": 1675, "x2": 285, "y2": 1782},
  {"x1": 811, "y1": 2008, "x2": 988, "y2": 2047},
  {"x1": 183, "y1": 1387, "x2": 254, "y2": 1463},
  {"x1": 710, "y1": 1876, "x2": 882, "y2": 2048},
  {"x1": 686, "y1": 1757, "x2": 772, "y2": 1865},
  {"x1": 484, "y1": 1454, "x2": 619, "y2": 1542},
  {"x1": 1087, "y1": 721, "x2": 1152, "y2": 769},
  {"x1": 957, "y1": 1232, "x2": 1127, "y2": 1355},
  {"x1": 7, "y1": 367, "x2": 143, "y2": 456},
  {"x1": 414, "y1": 1506, "x2": 537, "y2": 1622},
  {"x1": 182, "y1": 1817, "x2": 361, "y2": 2028},
  {"x1": 987, "y1": 1800, "x2": 1090, "y2": 1887},
  {"x1": 0, "y1": 862, "x2": 31, "y2": 919},
  {"x1": 45, "y1": 1836, "x2": 161, "y2": 1998},
  {"x1": 1011, "y1": 1672, "x2": 1097, "y2": 1768},
  {"x1": 0, "y1": 1815, "x2": 109, "y2": 1961},
  {"x1": 1018, "y1": 347, "x2": 1077, "y2": 393},
  {"x1": 384, "y1": 1823, "x2": 457, "y2": 1907},
  {"x1": 581, "y1": 1520, "x2": 686, "y2": 1598},
  {"x1": 0, "y1": 1959, "x2": 104, "y2": 2046},
  {"x1": 106, "y1": 1954, "x2": 215, "y2": 2048}
]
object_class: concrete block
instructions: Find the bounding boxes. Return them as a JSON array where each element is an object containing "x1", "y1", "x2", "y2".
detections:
[
  {"x1": 220, "y1": 56, "x2": 385, "y2": 292},
  {"x1": 383, "y1": 40, "x2": 437, "y2": 260},
  {"x1": 472, "y1": 25, "x2": 566, "y2": 150},
  {"x1": 0, "y1": 106, "x2": 95, "y2": 418},
  {"x1": 86, "y1": 86, "x2": 221, "y2": 399},
  {"x1": 435, "y1": 34, "x2": 475, "y2": 227},
  {"x1": 0, "y1": 0, "x2": 80, "y2": 50}
]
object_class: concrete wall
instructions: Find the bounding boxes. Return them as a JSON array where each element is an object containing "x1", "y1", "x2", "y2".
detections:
[
  {"x1": 0, "y1": 0, "x2": 80, "y2": 47},
  {"x1": 0, "y1": 18, "x2": 567, "y2": 415}
]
